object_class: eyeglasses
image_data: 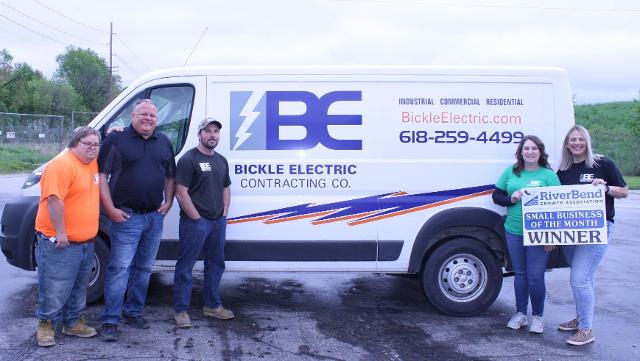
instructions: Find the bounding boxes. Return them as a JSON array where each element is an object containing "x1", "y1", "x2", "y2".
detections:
[{"x1": 79, "y1": 140, "x2": 101, "y2": 149}]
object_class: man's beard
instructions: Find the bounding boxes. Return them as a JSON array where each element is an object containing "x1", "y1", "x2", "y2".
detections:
[{"x1": 201, "y1": 138, "x2": 217, "y2": 150}]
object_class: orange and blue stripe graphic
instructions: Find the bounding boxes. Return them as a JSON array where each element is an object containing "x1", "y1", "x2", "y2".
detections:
[{"x1": 227, "y1": 185, "x2": 494, "y2": 226}]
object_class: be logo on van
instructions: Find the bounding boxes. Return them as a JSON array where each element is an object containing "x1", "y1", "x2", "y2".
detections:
[{"x1": 230, "y1": 91, "x2": 363, "y2": 151}]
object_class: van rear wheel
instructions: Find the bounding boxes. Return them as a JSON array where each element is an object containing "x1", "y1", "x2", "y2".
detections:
[
  {"x1": 86, "y1": 236, "x2": 109, "y2": 304},
  {"x1": 422, "y1": 238, "x2": 502, "y2": 316}
]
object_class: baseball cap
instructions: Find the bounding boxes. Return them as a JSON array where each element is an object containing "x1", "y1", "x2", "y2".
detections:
[{"x1": 198, "y1": 118, "x2": 222, "y2": 132}]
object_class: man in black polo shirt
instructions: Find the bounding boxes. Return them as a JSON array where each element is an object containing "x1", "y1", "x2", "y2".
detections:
[{"x1": 98, "y1": 99, "x2": 175, "y2": 341}]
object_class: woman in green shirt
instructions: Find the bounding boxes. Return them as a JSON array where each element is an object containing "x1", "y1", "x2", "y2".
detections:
[{"x1": 493, "y1": 135, "x2": 560, "y2": 334}]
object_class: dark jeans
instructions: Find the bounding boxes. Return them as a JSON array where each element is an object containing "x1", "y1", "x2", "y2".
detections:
[
  {"x1": 101, "y1": 211, "x2": 164, "y2": 324},
  {"x1": 174, "y1": 215, "x2": 227, "y2": 312}
]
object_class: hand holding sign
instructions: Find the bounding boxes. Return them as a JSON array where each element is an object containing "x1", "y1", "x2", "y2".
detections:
[{"x1": 521, "y1": 184, "x2": 607, "y2": 246}]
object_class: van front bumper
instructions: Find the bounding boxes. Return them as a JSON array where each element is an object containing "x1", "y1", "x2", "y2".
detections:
[{"x1": 0, "y1": 195, "x2": 39, "y2": 270}]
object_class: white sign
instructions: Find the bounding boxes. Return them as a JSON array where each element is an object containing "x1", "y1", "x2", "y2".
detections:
[
  {"x1": 6, "y1": 131, "x2": 15, "y2": 139},
  {"x1": 39, "y1": 133, "x2": 46, "y2": 139},
  {"x1": 522, "y1": 184, "x2": 607, "y2": 246}
]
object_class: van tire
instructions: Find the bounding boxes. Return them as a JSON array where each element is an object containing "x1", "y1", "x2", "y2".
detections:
[
  {"x1": 422, "y1": 238, "x2": 502, "y2": 316},
  {"x1": 86, "y1": 236, "x2": 109, "y2": 304}
]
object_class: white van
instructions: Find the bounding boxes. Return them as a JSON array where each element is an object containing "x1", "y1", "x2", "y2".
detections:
[{"x1": 0, "y1": 66, "x2": 574, "y2": 316}]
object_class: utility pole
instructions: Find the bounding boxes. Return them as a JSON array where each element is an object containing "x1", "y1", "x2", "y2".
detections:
[{"x1": 108, "y1": 22, "x2": 113, "y2": 102}]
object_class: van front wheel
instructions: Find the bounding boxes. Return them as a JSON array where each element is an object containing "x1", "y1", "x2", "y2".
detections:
[
  {"x1": 86, "y1": 236, "x2": 109, "y2": 304},
  {"x1": 422, "y1": 238, "x2": 502, "y2": 316}
]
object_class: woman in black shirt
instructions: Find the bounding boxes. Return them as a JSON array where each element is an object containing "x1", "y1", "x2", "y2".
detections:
[{"x1": 556, "y1": 125, "x2": 628, "y2": 346}]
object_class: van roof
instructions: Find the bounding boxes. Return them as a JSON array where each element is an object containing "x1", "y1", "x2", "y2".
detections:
[{"x1": 132, "y1": 65, "x2": 568, "y2": 84}]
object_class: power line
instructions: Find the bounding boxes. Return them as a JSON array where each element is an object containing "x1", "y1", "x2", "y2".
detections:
[
  {"x1": 34, "y1": 0, "x2": 107, "y2": 33},
  {"x1": 113, "y1": 53, "x2": 143, "y2": 75},
  {"x1": 0, "y1": 13, "x2": 67, "y2": 46},
  {"x1": 0, "y1": 1, "x2": 105, "y2": 46},
  {"x1": 114, "y1": 34, "x2": 151, "y2": 71},
  {"x1": 328, "y1": 0, "x2": 640, "y2": 13},
  {"x1": 183, "y1": 27, "x2": 208, "y2": 66}
]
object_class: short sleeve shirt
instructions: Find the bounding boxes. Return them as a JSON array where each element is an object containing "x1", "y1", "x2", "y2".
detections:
[
  {"x1": 35, "y1": 151, "x2": 100, "y2": 242},
  {"x1": 175, "y1": 148, "x2": 231, "y2": 219},
  {"x1": 98, "y1": 126, "x2": 176, "y2": 211},
  {"x1": 495, "y1": 166, "x2": 561, "y2": 235},
  {"x1": 557, "y1": 157, "x2": 626, "y2": 222}
]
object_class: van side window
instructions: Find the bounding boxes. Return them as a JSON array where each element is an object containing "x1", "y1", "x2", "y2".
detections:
[{"x1": 103, "y1": 85, "x2": 194, "y2": 154}]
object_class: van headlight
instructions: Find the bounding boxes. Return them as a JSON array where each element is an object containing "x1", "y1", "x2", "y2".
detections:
[{"x1": 22, "y1": 170, "x2": 43, "y2": 189}]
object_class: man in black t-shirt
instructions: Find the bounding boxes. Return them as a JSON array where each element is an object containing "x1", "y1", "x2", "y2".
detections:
[{"x1": 173, "y1": 118, "x2": 233, "y2": 328}]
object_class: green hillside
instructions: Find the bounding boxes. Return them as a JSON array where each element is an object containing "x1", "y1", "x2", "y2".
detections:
[{"x1": 574, "y1": 101, "x2": 639, "y2": 176}]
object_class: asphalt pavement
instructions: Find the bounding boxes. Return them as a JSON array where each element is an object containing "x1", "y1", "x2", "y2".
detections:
[{"x1": 0, "y1": 173, "x2": 639, "y2": 361}]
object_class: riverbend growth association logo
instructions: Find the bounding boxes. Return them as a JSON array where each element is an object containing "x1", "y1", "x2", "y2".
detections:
[
  {"x1": 521, "y1": 185, "x2": 607, "y2": 246},
  {"x1": 230, "y1": 91, "x2": 363, "y2": 151}
]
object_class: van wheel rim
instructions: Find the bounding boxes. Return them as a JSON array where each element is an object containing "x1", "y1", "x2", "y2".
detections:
[
  {"x1": 89, "y1": 253, "x2": 100, "y2": 287},
  {"x1": 438, "y1": 253, "x2": 487, "y2": 302}
]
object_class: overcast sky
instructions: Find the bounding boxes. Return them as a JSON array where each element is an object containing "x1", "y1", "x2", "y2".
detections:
[{"x1": 1, "y1": 0, "x2": 639, "y2": 104}]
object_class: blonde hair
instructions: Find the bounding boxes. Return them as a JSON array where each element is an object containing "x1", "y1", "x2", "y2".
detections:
[{"x1": 558, "y1": 125, "x2": 601, "y2": 171}]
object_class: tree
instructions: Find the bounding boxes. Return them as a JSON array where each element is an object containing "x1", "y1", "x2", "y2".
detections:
[
  {"x1": 55, "y1": 47, "x2": 121, "y2": 112},
  {"x1": 0, "y1": 58, "x2": 44, "y2": 114},
  {"x1": 30, "y1": 78, "x2": 84, "y2": 117},
  {"x1": 0, "y1": 49, "x2": 12, "y2": 112}
]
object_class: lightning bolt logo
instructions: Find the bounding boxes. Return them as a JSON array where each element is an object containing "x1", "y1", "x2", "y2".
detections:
[{"x1": 233, "y1": 92, "x2": 264, "y2": 151}]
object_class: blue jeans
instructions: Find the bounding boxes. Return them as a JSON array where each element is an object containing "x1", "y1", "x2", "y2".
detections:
[
  {"x1": 505, "y1": 231, "x2": 550, "y2": 316},
  {"x1": 174, "y1": 215, "x2": 227, "y2": 312},
  {"x1": 101, "y1": 211, "x2": 164, "y2": 324},
  {"x1": 562, "y1": 221, "x2": 613, "y2": 330},
  {"x1": 36, "y1": 234, "x2": 95, "y2": 327}
]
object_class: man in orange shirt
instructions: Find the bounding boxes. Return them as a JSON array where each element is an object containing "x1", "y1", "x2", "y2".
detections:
[{"x1": 34, "y1": 126, "x2": 101, "y2": 347}]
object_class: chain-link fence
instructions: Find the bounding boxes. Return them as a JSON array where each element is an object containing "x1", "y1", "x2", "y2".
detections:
[
  {"x1": 0, "y1": 112, "x2": 65, "y2": 150},
  {"x1": 67, "y1": 112, "x2": 99, "y2": 144},
  {"x1": 0, "y1": 111, "x2": 99, "y2": 152},
  {"x1": 71, "y1": 111, "x2": 99, "y2": 129}
]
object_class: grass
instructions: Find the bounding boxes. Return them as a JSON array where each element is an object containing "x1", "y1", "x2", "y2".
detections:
[
  {"x1": 0, "y1": 144, "x2": 56, "y2": 173},
  {"x1": 625, "y1": 176, "x2": 640, "y2": 190},
  {"x1": 575, "y1": 101, "x2": 640, "y2": 176}
]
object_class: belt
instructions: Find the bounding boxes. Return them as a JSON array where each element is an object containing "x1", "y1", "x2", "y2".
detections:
[
  {"x1": 36, "y1": 232, "x2": 57, "y2": 243},
  {"x1": 130, "y1": 208, "x2": 157, "y2": 214},
  {"x1": 119, "y1": 206, "x2": 157, "y2": 214},
  {"x1": 36, "y1": 232, "x2": 94, "y2": 243}
]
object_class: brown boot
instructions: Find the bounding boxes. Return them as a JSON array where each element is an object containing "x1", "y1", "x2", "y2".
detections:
[
  {"x1": 62, "y1": 316, "x2": 97, "y2": 338},
  {"x1": 203, "y1": 306, "x2": 235, "y2": 320},
  {"x1": 37, "y1": 319, "x2": 55, "y2": 347},
  {"x1": 174, "y1": 311, "x2": 192, "y2": 328}
]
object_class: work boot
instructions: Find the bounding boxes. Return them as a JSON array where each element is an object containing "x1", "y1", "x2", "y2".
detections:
[
  {"x1": 175, "y1": 311, "x2": 192, "y2": 328},
  {"x1": 100, "y1": 323, "x2": 118, "y2": 342},
  {"x1": 37, "y1": 319, "x2": 55, "y2": 347},
  {"x1": 203, "y1": 306, "x2": 235, "y2": 320},
  {"x1": 62, "y1": 316, "x2": 97, "y2": 338},
  {"x1": 123, "y1": 314, "x2": 150, "y2": 329}
]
